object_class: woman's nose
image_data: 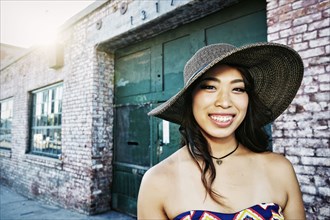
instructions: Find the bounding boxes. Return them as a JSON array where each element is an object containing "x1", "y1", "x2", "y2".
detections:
[{"x1": 215, "y1": 91, "x2": 232, "y2": 109}]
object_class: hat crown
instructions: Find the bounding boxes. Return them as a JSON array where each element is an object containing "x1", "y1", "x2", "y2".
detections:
[{"x1": 184, "y1": 43, "x2": 236, "y2": 84}]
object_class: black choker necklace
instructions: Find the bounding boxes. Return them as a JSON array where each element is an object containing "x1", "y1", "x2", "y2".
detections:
[{"x1": 210, "y1": 142, "x2": 239, "y2": 165}]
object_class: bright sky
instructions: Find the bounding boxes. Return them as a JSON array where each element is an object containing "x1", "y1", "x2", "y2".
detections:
[{"x1": 0, "y1": 0, "x2": 97, "y2": 48}]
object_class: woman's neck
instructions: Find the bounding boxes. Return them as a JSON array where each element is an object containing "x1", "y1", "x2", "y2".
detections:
[{"x1": 203, "y1": 133, "x2": 238, "y2": 157}]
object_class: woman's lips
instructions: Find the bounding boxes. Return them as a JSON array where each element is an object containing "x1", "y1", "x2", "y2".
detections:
[{"x1": 209, "y1": 114, "x2": 235, "y2": 127}]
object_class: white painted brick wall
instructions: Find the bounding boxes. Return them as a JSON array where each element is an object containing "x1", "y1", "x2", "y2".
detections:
[{"x1": 267, "y1": 0, "x2": 330, "y2": 219}]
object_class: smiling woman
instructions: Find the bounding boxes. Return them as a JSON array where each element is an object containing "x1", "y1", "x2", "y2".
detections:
[
  {"x1": 0, "y1": 1, "x2": 95, "y2": 48},
  {"x1": 139, "y1": 42, "x2": 306, "y2": 219}
]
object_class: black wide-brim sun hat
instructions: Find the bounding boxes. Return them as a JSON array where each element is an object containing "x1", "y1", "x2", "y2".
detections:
[{"x1": 148, "y1": 42, "x2": 304, "y2": 125}]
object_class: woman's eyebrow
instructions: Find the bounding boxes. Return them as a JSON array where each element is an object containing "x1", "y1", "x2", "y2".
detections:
[
  {"x1": 231, "y1": 79, "x2": 244, "y2": 84},
  {"x1": 200, "y1": 77, "x2": 220, "y2": 82},
  {"x1": 200, "y1": 77, "x2": 244, "y2": 84}
]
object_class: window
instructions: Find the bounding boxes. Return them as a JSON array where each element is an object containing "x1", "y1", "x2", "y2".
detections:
[
  {"x1": 30, "y1": 84, "x2": 62, "y2": 158},
  {"x1": 0, "y1": 98, "x2": 13, "y2": 149}
]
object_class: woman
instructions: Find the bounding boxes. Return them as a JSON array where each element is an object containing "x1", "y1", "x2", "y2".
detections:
[{"x1": 138, "y1": 43, "x2": 306, "y2": 219}]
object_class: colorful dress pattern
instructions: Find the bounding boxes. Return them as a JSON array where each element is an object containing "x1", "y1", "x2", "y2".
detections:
[{"x1": 173, "y1": 203, "x2": 284, "y2": 220}]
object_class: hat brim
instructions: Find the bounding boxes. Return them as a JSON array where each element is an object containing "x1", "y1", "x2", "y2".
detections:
[{"x1": 148, "y1": 42, "x2": 304, "y2": 125}]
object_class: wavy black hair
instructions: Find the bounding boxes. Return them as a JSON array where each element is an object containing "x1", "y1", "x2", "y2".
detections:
[{"x1": 179, "y1": 64, "x2": 273, "y2": 204}]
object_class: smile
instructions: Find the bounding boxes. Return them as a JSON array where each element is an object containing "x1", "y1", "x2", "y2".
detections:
[
  {"x1": 210, "y1": 115, "x2": 233, "y2": 122},
  {"x1": 209, "y1": 114, "x2": 235, "y2": 127}
]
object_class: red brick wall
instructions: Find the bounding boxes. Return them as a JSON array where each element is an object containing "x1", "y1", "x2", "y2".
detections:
[{"x1": 267, "y1": 0, "x2": 330, "y2": 219}]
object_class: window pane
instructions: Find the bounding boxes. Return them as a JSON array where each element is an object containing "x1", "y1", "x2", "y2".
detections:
[
  {"x1": 30, "y1": 84, "x2": 63, "y2": 158},
  {"x1": 0, "y1": 99, "x2": 13, "y2": 148}
]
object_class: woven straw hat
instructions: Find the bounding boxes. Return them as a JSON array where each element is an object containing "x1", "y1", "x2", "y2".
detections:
[{"x1": 148, "y1": 42, "x2": 304, "y2": 125}]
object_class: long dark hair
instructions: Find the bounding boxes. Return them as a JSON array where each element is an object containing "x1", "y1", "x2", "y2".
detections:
[{"x1": 179, "y1": 64, "x2": 273, "y2": 203}]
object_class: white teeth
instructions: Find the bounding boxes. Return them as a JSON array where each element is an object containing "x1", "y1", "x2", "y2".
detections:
[{"x1": 210, "y1": 115, "x2": 233, "y2": 122}]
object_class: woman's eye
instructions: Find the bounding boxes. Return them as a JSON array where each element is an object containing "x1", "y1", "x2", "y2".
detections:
[
  {"x1": 200, "y1": 85, "x2": 216, "y2": 90},
  {"x1": 233, "y1": 88, "x2": 246, "y2": 93}
]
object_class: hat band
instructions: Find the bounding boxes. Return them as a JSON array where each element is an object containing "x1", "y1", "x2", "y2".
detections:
[{"x1": 185, "y1": 63, "x2": 210, "y2": 85}]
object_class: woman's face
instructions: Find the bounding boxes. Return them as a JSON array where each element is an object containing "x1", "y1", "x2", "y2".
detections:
[{"x1": 192, "y1": 65, "x2": 249, "y2": 141}]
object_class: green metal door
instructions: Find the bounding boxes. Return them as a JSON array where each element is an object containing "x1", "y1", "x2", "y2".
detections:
[{"x1": 111, "y1": 0, "x2": 267, "y2": 216}]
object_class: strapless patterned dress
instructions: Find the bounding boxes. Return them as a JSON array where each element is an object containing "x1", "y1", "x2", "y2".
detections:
[{"x1": 173, "y1": 203, "x2": 284, "y2": 220}]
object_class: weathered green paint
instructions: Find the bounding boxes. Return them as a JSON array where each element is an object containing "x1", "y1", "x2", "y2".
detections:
[
  {"x1": 112, "y1": 0, "x2": 267, "y2": 216},
  {"x1": 115, "y1": 49, "x2": 152, "y2": 98}
]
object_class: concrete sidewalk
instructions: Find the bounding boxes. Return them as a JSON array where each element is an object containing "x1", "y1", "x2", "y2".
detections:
[{"x1": 0, "y1": 184, "x2": 136, "y2": 220}]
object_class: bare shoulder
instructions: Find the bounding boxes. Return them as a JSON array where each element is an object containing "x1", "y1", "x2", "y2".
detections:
[
  {"x1": 137, "y1": 147, "x2": 188, "y2": 219},
  {"x1": 139, "y1": 146, "x2": 192, "y2": 199},
  {"x1": 260, "y1": 152, "x2": 305, "y2": 218},
  {"x1": 142, "y1": 146, "x2": 187, "y2": 184},
  {"x1": 260, "y1": 151, "x2": 295, "y2": 174}
]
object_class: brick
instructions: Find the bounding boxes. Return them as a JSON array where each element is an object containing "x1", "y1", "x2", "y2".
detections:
[
  {"x1": 267, "y1": 32, "x2": 279, "y2": 41},
  {"x1": 323, "y1": 7, "x2": 330, "y2": 18},
  {"x1": 292, "y1": 94, "x2": 310, "y2": 104},
  {"x1": 301, "y1": 0, "x2": 319, "y2": 8},
  {"x1": 319, "y1": 187, "x2": 330, "y2": 197},
  {"x1": 301, "y1": 185, "x2": 317, "y2": 194},
  {"x1": 304, "y1": 85, "x2": 319, "y2": 93},
  {"x1": 286, "y1": 155, "x2": 300, "y2": 164},
  {"x1": 279, "y1": 12, "x2": 293, "y2": 22},
  {"x1": 297, "y1": 128, "x2": 314, "y2": 138},
  {"x1": 308, "y1": 145, "x2": 328, "y2": 157},
  {"x1": 308, "y1": 18, "x2": 330, "y2": 31},
  {"x1": 297, "y1": 138, "x2": 323, "y2": 147},
  {"x1": 267, "y1": 0, "x2": 278, "y2": 11},
  {"x1": 272, "y1": 38, "x2": 288, "y2": 45},
  {"x1": 313, "y1": 129, "x2": 330, "y2": 138},
  {"x1": 325, "y1": 45, "x2": 330, "y2": 54},
  {"x1": 293, "y1": 165, "x2": 316, "y2": 175},
  {"x1": 304, "y1": 102, "x2": 323, "y2": 111},
  {"x1": 292, "y1": 1, "x2": 303, "y2": 10},
  {"x1": 292, "y1": 7, "x2": 308, "y2": 18},
  {"x1": 305, "y1": 57, "x2": 330, "y2": 67},
  {"x1": 302, "y1": 194, "x2": 315, "y2": 203},
  {"x1": 302, "y1": 49, "x2": 326, "y2": 61},
  {"x1": 310, "y1": 37, "x2": 330, "y2": 48},
  {"x1": 268, "y1": 20, "x2": 292, "y2": 33},
  {"x1": 267, "y1": 1, "x2": 279, "y2": 10},
  {"x1": 279, "y1": 28, "x2": 292, "y2": 38},
  {"x1": 319, "y1": 101, "x2": 329, "y2": 111},
  {"x1": 320, "y1": 83, "x2": 330, "y2": 91},
  {"x1": 272, "y1": 129, "x2": 284, "y2": 138},
  {"x1": 301, "y1": 156, "x2": 330, "y2": 166},
  {"x1": 293, "y1": 24, "x2": 308, "y2": 34},
  {"x1": 297, "y1": 174, "x2": 315, "y2": 185},
  {"x1": 303, "y1": 30, "x2": 317, "y2": 41},
  {"x1": 320, "y1": 206, "x2": 330, "y2": 217},
  {"x1": 314, "y1": 92, "x2": 330, "y2": 102},
  {"x1": 288, "y1": 33, "x2": 303, "y2": 44},
  {"x1": 318, "y1": 28, "x2": 330, "y2": 37},
  {"x1": 293, "y1": 12, "x2": 322, "y2": 26},
  {"x1": 286, "y1": 147, "x2": 315, "y2": 156},
  {"x1": 273, "y1": 121, "x2": 297, "y2": 129},
  {"x1": 276, "y1": 3, "x2": 292, "y2": 13}
]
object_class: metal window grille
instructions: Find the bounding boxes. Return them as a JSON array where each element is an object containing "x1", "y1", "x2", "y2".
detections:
[
  {"x1": 30, "y1": 84, "x2": 62, "y2": 158},
  {"x1": 0, "y1": 98, "x2": 13, "y2": 149}
]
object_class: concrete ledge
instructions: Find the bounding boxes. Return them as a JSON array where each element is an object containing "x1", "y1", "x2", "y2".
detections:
[{"x1": 24, "y1": 154, "x2": 63, "y2": 170}]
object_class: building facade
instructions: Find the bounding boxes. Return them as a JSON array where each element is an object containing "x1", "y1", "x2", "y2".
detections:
[{"x1": 0, "y1": 0, "x2": 329, "y2": 218}]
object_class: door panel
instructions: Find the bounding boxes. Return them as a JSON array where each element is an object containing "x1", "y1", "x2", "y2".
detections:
[
  {"x1": 163, "y1": 36, "x2": 191, "y2": 94},
  {"x1": 114, "y1": 104, "x2": 151, "y2": 166},
  {"x1": 115, "y1": 48, "x2": 151, "y2": 97},
  {"x1": 112, "y1": 104, "x2": 151, "y2": 216},
  {"x1": 206, "y1": 11, "x2": 267, "y2": 46},
  {"x1": 111, "y1": 164, "x2": 145, "y2": 216}
]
